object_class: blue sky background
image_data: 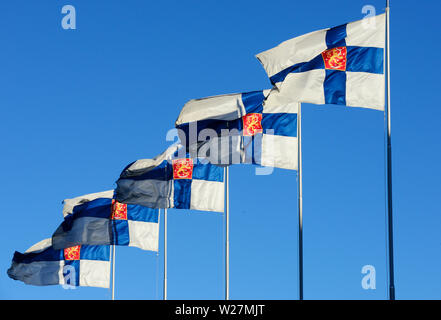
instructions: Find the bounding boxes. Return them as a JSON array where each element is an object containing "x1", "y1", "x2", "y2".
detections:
[{"x1": 1, "y1": 0, "x2": 440, "y2": 300}]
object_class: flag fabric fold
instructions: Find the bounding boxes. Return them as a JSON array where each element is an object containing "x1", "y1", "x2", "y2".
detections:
[
  {"x1": 52, "y1": 191, "x2": 159, "y2": 252},
  {"x1": 175, "y1": 89, "x2": 298, "y2": 170},
  {"x1": 256, "y1": 14, "x2": 385, "y2": 110},
  {"x1": 115, "y1": 144, "x2": 225, "y2": 212},
  {"x1": 7, "y1": 238, "x2": 110, "y2": 288}
]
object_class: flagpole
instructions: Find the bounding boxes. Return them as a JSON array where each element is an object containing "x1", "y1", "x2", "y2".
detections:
[
  {"x1": 111, "y1": 245, "x2": 116, "y2": 300},
  {"x1": 385, "y1": 0, "x2": 396, "y2": 300},
  {"x1": 225, "y1": 166, "x2": 230, "y2": 300},
  {"x1": 297, "y1": 102, "x2": 303, "y2": 300},
  {"x1": 163, "y1": 208, "x2": 168, "y2": 300}
]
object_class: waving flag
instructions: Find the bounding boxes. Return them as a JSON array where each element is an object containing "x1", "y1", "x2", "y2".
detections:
[
  {"x1": 175, "y1": 89, "x2": 298, "y2": 170},
  {"x1": 7, "y1": 238, "x2": 110, "y2": 288},
  {"x1": 115, "y1": 144, "x2": 224, "y2": 212},
  {"x1": 256, "y1": 14, "x2": 385, "y2": 110},
  {"x1": 52, "y1": 191, "x2": 159, "y2": 252}
]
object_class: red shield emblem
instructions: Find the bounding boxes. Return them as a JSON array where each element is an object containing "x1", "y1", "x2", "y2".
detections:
[
  {"x1": 172, "y1": 159, "x2": 194, "y2": 179},
  {"x1": 322, "y1": 47, "x2": 347, "y2": 71},
  {"x1": 64, "y1": 245, "x2": 81, "y2": 261},
  {"x1": 111, "y1": 200, "x2": 127, "y2": 220},
  {"x1": 242, "y1": 113, "x2": 263, "y2": 136}
]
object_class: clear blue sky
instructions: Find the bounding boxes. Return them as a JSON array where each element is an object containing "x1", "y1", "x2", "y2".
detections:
[{"x1": 1, "y1": 0, "x2": 440, "y2": 300}]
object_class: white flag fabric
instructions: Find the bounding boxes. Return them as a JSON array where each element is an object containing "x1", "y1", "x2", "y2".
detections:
[
  {"x1": 176, "y1": 89, "x2": 298, "y2": 170},
  {"x1": 7, "y1": 238, "x2": 110, "y2": 288},
  {"x1": 256, "y1": 14, "x2": 385, "y2": 110},
  {"x1": 53, "y1": 191, "x2": 160, "y2": 252},
  {"x1": 115, "y1": 144, "x2": 225, "y2": 212}
]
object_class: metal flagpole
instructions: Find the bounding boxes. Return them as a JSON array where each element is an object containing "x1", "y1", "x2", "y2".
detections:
[
  {"x1": 111, "y1": 245, "x2": 116, "y2": 300},
  {"x1": 297, "y1": 102, "x2": 303, "y2": 300},
  {"x1": 385, "y1": 0, "x2": 396, "y2": 300},
  {"x1": 163, "y1": 208, "x2": 168, "y2": 300},
  {"x1": 225, "y1": 166, "x2": 230, "y2": 300}
]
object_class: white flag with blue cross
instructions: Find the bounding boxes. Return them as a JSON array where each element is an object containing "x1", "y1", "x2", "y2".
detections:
[
  {"x1": 7, "y1": 238, "x2": 110, "y2": 288},
  {"x1": 52, "y1": 191, "x2": 160, "y2": 252},
  {"x1": 175, "y1": 88, "x2": 298, "y2": 170},
  {"x1": 115, "y1": 143, "x2": 225, "y2": 212},
  {"x1": 256, "y1": 14, "x2": 385, "y2": 110}
]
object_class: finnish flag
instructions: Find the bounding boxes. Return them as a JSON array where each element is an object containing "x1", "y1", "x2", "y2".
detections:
[
  {"x1": 115, "y1": 144, "x2": 225, "y2": 212},
  {"x1": 52, "y1": 191, "x2": 160, "y2": 252},
  {"x1": 175, "y1": 89, "x2": 298, "y2": 170},
  {"x1": 7, "y1": 238, "x2": 110, "y2": 288},
  {"x1": 256, "y1": 14, "x2": 385, "y2": 110}
]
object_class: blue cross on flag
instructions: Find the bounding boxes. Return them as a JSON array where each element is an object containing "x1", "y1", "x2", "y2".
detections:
[
  {"x1": 256, "y1": 14, "x2": 385, "y2": 110},
  {"x1": 115, "y1": 144, "x2": 225, "y2": 212},
  {"x1": 52, "y1": 190, "x2": 160, "y2": 252},
  {"x1": 176, "y1": 89, "x2": 298, "y2": 170},
  {"x1": 7, "y1": 238, "x2": 110, "y2": 288}
]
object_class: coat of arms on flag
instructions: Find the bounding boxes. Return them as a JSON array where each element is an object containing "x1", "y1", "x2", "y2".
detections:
[
  {"x1": 256, "y1": 14, "x2": 385, "y2": 110},
  {"x1": 175, "y1": 89, "x2": 298, "y2": 170},
  {"x1": 172, "y1": 158, "x2": 194, "y2": 179},
  {"x1": 115, "y1": 144, "x2": 225, "y2": 212},
  {"x1": 52, "y1": 191, "x2": 160, "y2": 252},
  {"x1": 7, "y1": 238, "x2": 110, "y2": 288}
]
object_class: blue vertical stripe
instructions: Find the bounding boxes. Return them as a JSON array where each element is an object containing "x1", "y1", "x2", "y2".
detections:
[
  {"x1": 326, "y1": 24, "x2": 347, "y2": 48},
  {"x1": 242, "y1": 134, "x2": 262, "y2": 165},
  {"x1": 324, "y1": 70, "x2": 347, "y2": 105},
  {"x1": 242, "y1": 91, "x2": 265, "y2": 114},
  {"x1": 63, "y1": 260, "x2": 80, "y2": 286},
  {"x1": 173, "y1": 180, "x2": 192, "y2": 209},
  {"x1": 111, "y1": 220, "x2": 130, "y2": 245}
]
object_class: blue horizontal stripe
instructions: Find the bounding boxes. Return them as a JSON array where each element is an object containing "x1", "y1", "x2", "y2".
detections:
[
  {"x1": 261, "y1": 113, "x2": 298, "y2": 137},
  {"x1": 8, "y1": 259, "x2": 63, "y2": 286},
  {"x1": 303, "y1": 54, "x2": 326, "y2": 72},
  {"x1": 269, "y1": 62, "x2": 305, "y2": 85},
  {"x1": 127, "y1": 205, "x2": 159, "y2": 223},
  {"x1": 57, "y1": 198, "x2": 112, "y2": 236},
  {"x1": 346, "y1": 46, "x2": 384, "y2": 74},
  {"x1": 115, "y1": 177, "x2": 171, "y2": 208},
  {"x1": 176, "y1": 119, "x2": 242, "y2": 165},
  {"x1": 120, "y1": 160, "x2": 172, "y2": 182},
  {"x1": 71, "y1": 198, "x2": 112, "y2": 219},
  {"x1": 176, "y1": 118, "x2": 242, "y2": 152},
  {"x1": 192, "y1": 159, "x2": 224, "y2": 182},
  {"x1": 52, "y1": 216, "x2": 111, "y2": 249},
  {"x1": 177, "y1": 119, "x2": 229, "y2": 137},
  {"x1": 12, "y1": 246, "x2": 63, "y2": 264},
  {"x1": 269, "y1": 54, "x2": 325, "y2": 84},
  {"x1": 80, "y1": 245, "x2": 110, "y2": 261},
  {"x1": 269, "y1": 45, "x2": 383, "y2": 85}
]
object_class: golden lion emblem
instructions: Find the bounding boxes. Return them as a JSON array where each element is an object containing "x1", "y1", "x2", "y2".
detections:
[
  {"x1": 173, "y1": 159, "x2": 194, "y2": 179},
  {"x1": 322, "y1": 47, "x2": 347, "y2": 71},
  {"x1": 243, "y1": 113, "x2": 263, "y2": 136},
  {"x1": 64, "y1": 245, "x2": 81, "y2": 261}
]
